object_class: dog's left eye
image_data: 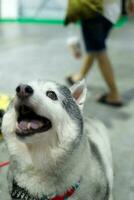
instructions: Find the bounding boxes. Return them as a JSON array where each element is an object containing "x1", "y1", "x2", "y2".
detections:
[{"x1": 46, "y1": 91, "x2": 58, "y2": 101}]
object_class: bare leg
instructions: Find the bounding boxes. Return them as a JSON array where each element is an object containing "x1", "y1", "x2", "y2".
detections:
[
  {"x1": 96, "y1": 51, "x2": 121, "y2": 102},
  {"x1": 69, "y1": 53, "x2": 95, "y2": 82}
]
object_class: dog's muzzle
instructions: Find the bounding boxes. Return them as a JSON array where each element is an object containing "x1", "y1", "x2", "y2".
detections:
[{"x1": 15, "y1": 84, "x2": 52, "y2": 138}]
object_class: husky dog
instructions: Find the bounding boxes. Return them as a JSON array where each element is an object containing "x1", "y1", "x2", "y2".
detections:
[{"x1": 2, "y1": 80, "x2": 113, "y2": 200}]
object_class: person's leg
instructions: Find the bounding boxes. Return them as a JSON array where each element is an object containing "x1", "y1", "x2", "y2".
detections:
[
  {"x1": 96, "y1": 51, "x2": 121, "y2": 102},
  {"x1": 67, "y1": 19, "x2": 97, "y2": 84},
  {"x1": 93, "y1": 16, "x2": 122, "y2": 104},
  {"x1": 68, "y1": 53, "x2": 95, "y2": 82}
]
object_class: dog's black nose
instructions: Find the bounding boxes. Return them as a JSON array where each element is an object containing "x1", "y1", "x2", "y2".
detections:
[{"x1": 16, "y1": 84, "x2": 33, "y2": 98}]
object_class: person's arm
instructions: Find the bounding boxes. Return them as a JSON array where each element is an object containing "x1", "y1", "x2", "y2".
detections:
[{"x1": 126, "y1": 0, "x2": 134, "y2": 16}]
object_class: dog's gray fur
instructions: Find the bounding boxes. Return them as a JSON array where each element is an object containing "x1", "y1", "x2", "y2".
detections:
[{"x1": 2, "y1": 80, "x2": 113, "y2": 200}]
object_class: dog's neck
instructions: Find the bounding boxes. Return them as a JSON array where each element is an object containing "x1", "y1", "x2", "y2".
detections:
[
  {"x1": 8, "y1": 129, "x2": 90, "y2": 196},
  {"x1": 26, "y1": 135, "x2": 83, "y2": 174},
  {"x1": 23, "y1": 122, "x2": 82, "y2": 173}
]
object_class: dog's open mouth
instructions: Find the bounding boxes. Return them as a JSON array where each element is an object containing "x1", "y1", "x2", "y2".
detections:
[{"x1": 16, "y1": 105, "x2": 52, "y2": 137}]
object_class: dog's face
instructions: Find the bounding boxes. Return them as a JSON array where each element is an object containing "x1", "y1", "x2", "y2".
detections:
[{"x1": 2, "y1": 80, "x2": 87, "y2": 148}]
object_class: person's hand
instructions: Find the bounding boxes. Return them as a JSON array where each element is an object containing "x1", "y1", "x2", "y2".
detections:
[{"x1": 126, "y1": 0, "x2": 134, "y2": 16}]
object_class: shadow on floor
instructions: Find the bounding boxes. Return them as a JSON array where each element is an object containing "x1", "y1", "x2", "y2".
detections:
[{"x1": 84, "y1": 86, "x2": 133, "y2": 128}]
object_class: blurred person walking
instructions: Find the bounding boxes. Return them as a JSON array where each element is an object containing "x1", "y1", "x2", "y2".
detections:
[{"x1": 65, "y1": 0, "x2": 123, "y2": 107}]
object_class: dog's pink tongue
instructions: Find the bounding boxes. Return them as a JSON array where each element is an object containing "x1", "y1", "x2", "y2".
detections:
[
  {"x1": 18, "y1": 120, "x2": 43, "y2": 130},
  {"x1": 30, "y1": 121, "x2": 42, "y2": 129}
]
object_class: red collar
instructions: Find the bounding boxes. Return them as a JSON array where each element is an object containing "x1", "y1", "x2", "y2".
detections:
[
  {"x1": 11, "y1": 179, "x2": 81, "y2": 200},
  {"x1": 43, "y1": 180, "x2": 81, "y2": 200}
]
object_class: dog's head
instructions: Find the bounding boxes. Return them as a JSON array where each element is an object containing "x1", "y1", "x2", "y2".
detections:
[{"x1": 2, "y1": 80, "x2": 87, "y2": 149}]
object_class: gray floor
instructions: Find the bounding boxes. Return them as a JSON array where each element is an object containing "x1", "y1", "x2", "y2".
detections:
[{"x1": 0, "y1": 21, "x2": 134, "y2": 200}]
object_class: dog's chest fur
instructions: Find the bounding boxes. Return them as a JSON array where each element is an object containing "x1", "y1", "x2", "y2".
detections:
[{"x1": 8, "y1": 123, "x2": 110, "y2": 200}]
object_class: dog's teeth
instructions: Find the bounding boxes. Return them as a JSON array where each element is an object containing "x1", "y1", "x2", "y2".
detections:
[
  {"x1": 27, "y1": 123, "x2": 31, "y2": 130},
  {"x1": 16, "y1": 123, "x2": 22, "y2": 132}
]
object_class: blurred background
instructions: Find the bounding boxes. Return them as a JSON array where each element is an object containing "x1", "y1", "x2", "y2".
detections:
[
  {"x1": 0, "y1": 1, "x2": 134, "y2": 200},
  {"x1": 0, "y1": 0, "x2": 67, "y2": 19},
  {"x1": 0, "y1": 0, "x2": 128, "y2": 19}
]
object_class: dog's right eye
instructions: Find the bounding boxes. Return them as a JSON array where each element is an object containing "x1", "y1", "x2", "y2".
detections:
[{"x1": 46, "y1": 91, "x2": 58, "y2": 101}]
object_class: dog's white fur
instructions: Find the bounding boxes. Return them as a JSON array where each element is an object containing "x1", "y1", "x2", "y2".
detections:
[{"x1": 2, "y1": 80, "x2": 113, "y2": 200}]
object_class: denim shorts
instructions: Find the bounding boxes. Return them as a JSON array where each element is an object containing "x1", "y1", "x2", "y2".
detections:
[{"x1": 81, "y1": 14, "x2": 113, "y2": 52}]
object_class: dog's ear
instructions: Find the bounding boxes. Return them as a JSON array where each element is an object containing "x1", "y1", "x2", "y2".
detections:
[{"x1": 70, "y1": 80, "x2": 87, "y2": 111}]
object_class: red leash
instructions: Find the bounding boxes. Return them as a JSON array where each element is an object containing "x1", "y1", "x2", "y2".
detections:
[{"x1": 0, "y1": 161, "x2": 9, "y2": 168}]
